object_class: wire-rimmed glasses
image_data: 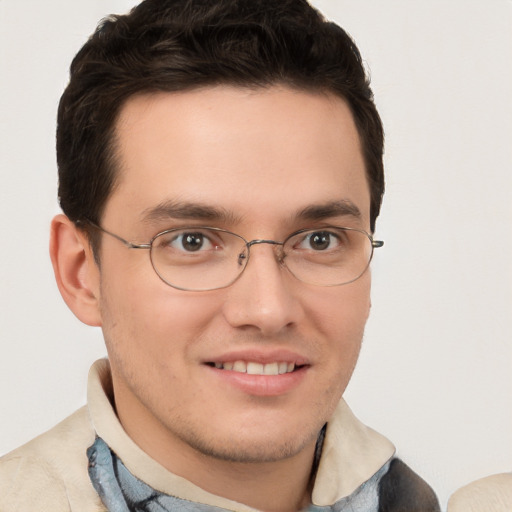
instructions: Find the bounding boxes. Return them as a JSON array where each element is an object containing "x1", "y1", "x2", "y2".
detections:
[{"x1": 83, "y1": 221, "x2": 383, "y2": 291}]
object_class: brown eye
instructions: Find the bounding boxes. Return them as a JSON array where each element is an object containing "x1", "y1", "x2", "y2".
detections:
[
  {"x1": 297, "y1": 231, "x2": 343, "y2": 251},
  {"x1": 181, "y1": 233, "x2": 205, "y2": 252},
  {"x1": 161, "y1": 231, "x2": 216, "y2": 253},
  {"x1": 309, "y1": 232, "x2": 332, "y2": 250}
]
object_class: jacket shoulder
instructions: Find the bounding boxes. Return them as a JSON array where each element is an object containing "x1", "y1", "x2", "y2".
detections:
[
  {"x1": 0, "y1": 406, "x2": 104, "y2": 511},
  {"x1": 447, "y1": 473, "x2": 512, "y2": 512},
  {"x1": 0, "y1": 454, "x2": 73, "y2": 511},
  {"x1": 378, "y1": 458, "x2": 441, "y2": 512}
]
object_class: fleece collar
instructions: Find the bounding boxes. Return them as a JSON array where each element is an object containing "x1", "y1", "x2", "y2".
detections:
[{"x1": 87, "y1": 359, "x2": 395, "y2": 509}]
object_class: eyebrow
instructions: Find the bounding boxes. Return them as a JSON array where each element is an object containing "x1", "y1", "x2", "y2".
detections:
[
  {"x1": 140, "y1": 200, "x2": 242, "y2": 225},
  {"x1": 140, "y1": 198, "x2": 362, "y2": 227},
  {"x1": 296, "y1": 200, "x2": 362, "y2": 222}
]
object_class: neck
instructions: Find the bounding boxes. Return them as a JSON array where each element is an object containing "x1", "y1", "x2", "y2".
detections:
[
  {"x1": 126, "y1": 416, "x2": 318, "y2": 512},
  {"x1": 114, "y1": 392, "x2": 320, "y2": 512},
  {"x1": 173, "y1": 446, "x2": 318, "y2": 512}
]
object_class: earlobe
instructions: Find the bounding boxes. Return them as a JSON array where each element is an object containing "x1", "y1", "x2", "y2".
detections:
[{"x1": 49, "y1": 214, "x2": 102, "y2": 327}]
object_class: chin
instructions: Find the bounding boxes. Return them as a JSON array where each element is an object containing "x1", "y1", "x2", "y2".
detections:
[
  {"x1": 190, "y1": 434, "x2": 315, "y2": 464},
  {"x1": 178, "y1": 415, "x2": 322, "y2": 464}
]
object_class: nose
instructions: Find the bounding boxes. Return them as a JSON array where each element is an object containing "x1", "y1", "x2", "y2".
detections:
[{"x1": 222, "y1": 242, "x2": 304, "y2": 336}]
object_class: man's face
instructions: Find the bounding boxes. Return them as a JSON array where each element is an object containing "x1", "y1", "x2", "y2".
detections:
[{"x1": 96, "y1": 86, "x2": 372, "y2": 466}]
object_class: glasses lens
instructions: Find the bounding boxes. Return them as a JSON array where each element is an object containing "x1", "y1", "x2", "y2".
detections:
[
  {"x1": 150, "y1": 228, "x2": 247, "y2": 291},
  {"x1": 283, "y1": 228, "x2": 374, "y2": 286}
]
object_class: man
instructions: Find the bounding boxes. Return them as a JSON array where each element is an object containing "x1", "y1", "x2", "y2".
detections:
[{"x1": 0, "y1": 0, "x2": 440, "y2": 510}]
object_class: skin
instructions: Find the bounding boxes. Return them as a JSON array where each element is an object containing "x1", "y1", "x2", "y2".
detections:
[{"x1": 51, "y1": 86, "x2": 373, "y2": 512}]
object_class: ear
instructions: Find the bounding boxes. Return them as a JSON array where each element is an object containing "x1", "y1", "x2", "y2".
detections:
[{"x1": 50, "y1": 214, "x2": 102, "y2": 326}]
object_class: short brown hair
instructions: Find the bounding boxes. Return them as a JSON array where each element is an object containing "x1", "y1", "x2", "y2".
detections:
[{"x1": 57, "y1": 0, "x2": 385, "y2": 244}]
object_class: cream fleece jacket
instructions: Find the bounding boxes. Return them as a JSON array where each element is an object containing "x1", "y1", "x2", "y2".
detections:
[{"x1": 0, "y1": 359, "x2": 396, "y2": 511}]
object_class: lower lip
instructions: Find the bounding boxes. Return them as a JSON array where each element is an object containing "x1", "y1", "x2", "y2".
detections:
[{"x1": 205, "y1": 365, "x2": 309, "y2": 397}]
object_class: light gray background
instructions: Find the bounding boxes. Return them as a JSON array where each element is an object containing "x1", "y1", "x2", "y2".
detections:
[{"x1": 1, "y1": 1, "x2": 511, "y2": 509}]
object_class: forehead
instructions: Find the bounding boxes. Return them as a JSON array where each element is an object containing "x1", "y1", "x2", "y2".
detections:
[{"x1": 106, "y1": 86, "x2": 370, "y2": 232}]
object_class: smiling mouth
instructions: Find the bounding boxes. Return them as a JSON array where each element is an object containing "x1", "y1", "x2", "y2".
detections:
[{"x1": 206, "y1": 361, "x2": 300, "y2": 376}]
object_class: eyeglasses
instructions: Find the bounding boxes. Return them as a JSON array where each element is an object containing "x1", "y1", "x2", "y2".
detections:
[{"x1": 83, "y1": 221, "x2": 383, "y2": 291}]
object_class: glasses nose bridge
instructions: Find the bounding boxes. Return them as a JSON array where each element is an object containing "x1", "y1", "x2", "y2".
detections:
[
  {"x1": 246, "y1": 238, "x2": 283, "y2": 249},
  {"x1": 243, "y1": 238, "x2": 285, "y2": 265}
]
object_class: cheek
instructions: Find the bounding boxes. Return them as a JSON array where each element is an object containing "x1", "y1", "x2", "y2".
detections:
[
  {"x1": 308, "y1": 276, "x2": 371, "y2": 382},
  {"x1": 98, "y1": 257, "x2": 222, "y2": 357},
  {"x1": 146, "y1": 293, "x2": 222, "y2": 349},
  {"x1": 307, "y1": 274, "x2": 371, "y2": 337},
  {"x1": 304, "y1": 279, "x2": 370, "y2": 416}
]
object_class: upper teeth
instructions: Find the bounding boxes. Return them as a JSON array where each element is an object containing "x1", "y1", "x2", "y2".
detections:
[{"x1": 214, "y1": 361, "x2": 295, "y2": 375}]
